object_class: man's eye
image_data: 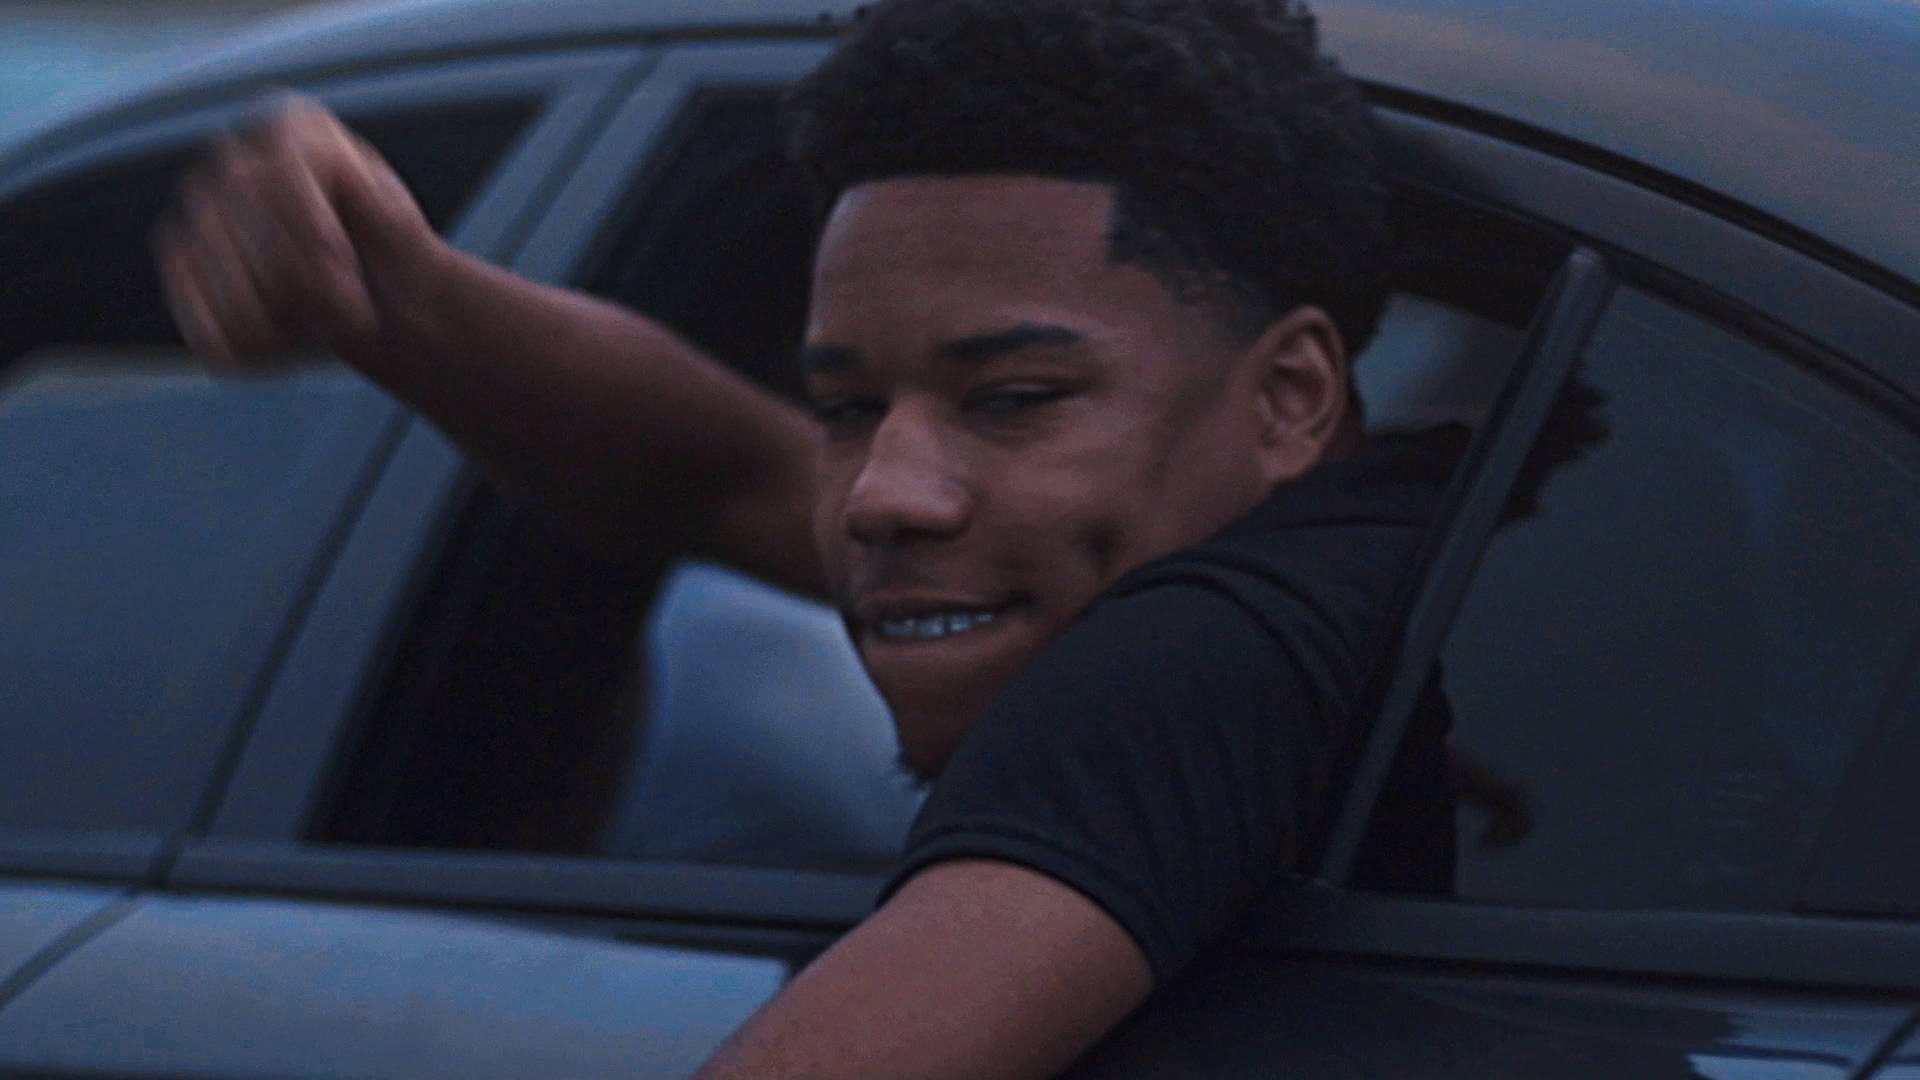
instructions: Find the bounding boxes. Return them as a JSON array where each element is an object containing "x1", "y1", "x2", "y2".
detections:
[
  {"x1": 964, "y1": 386, "x2": 1068, "y2": 417},
  {"x1": 810, "y1": 396, "x2": 886, "y2": 428}
]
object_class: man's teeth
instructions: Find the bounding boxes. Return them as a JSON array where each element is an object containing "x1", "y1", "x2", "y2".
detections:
[{"x1": 876, "y1": 610, "x2": 999, "y2": 642}]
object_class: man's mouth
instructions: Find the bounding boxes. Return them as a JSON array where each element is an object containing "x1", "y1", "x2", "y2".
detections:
[
  {"x1": 872, "y1": 609, "x2": 1002, "y2": 643},
  {"x1": 855, "y1": 593, "x2": 1029, "y2": 645}
]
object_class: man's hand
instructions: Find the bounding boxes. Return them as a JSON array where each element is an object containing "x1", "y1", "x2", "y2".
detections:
[
  {"x1": 697, "y1": 860, "x2": 1153, "y2": 1080},
  {"x1": 147, "y1": 95, "x2": 823, "y2": 591},
  {"x1": 153, "y1": 94, "x2": 439, "y2": 368}
]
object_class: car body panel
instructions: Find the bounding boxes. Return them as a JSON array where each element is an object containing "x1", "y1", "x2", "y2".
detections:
[
  {"x1": 0, "y1": 880, "x2": 126, "y2": 992},
  {"x1": 1072, "y1": 958, "x2": 1911, "y2": 1079},
  {"x1": 1318, "y1": 0, "x2": 1920, "y2": 290},
  {"x1": 0, "y1": 892, "x2": 784, "y2": 1079},
  {"x1": 0, "y1": 46, "x2": 645, "y2": 205},
  {"x1": 2, "y1": 0, "x2": 1912, "y2": 291},
  {"x1": 1877, "y1": 1029, "x2": 1920, "y2": 1080}
]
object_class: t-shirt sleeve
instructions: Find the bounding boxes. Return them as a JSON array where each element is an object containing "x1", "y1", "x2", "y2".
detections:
[{"x1": 881, "y1": 581, "x2": 1352, "y2": 984}]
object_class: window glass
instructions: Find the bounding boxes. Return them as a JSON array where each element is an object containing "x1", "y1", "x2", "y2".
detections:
[
  {"x1": 0, "y1": 98, "x2": 538, "y2": 838},
  {"x1": 0, "y1": 358, "x2": 383, "y2": 833},
  {"x1": 1441, "y1": 286, "x2": 1920, "y2": 912}
]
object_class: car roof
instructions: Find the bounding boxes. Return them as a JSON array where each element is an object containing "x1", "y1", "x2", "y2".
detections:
[{"x1": 4, "y1": 0, "x2": 1915, "y2": 291}]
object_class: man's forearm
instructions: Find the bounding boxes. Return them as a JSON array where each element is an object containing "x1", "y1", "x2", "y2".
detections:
[
  {"x1": 696, "y1": 861, "x2": 1153, "y2": 1080},
  {"x1": 348, "y1": 241, "x2": 826, "y2": 595}
]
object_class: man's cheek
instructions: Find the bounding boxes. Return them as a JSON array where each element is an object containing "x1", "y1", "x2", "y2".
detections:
[{"x1": 810, "y1": 490, "x2": 852, "y2": 598}]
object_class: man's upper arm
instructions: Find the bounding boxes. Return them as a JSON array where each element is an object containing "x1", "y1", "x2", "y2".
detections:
[{"x1": 696, "y1": 858, "x2": 1152, "y2": 1080}]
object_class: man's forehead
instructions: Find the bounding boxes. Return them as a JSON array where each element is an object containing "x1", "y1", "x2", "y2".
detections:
[
  {"x1": 819, "y1": 175, "x2": 1120, "y2": 251},
  {"x1": 802, "y1": 173, "x2": 1244, "y2": 365},
  {"x1": 798, "y1": 324, "x2": 1087, "y2": 375}
]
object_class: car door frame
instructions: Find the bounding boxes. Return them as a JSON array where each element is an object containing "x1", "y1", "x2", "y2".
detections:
[
  {"x1": 0, "y1": 46, "x2": 650, "y2": 889},
  {"x1": 1256, "y1": 99, "x2": 1920, "y2": 1006},
  {"x1": 171, "y1": 38, "x2": 877, "y2": 964},
  {"x1": 175, "y1": 33, "x2": 1920, "y2": 1003}
]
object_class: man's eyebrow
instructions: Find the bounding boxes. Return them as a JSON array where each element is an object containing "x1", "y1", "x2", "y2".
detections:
[
  {"x1": 939, "y1": 324, "x2": 1084, "y2": 363},
  {"x1": 797, "y1": 344, "x2": 863, "y2": 374}
]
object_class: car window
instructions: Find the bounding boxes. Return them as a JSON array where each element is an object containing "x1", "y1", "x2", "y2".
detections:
[
  {"x1": 0, "y1": 359, "x2": 387, "y2": 834},
  {"x1": 325, "y1": 92, "x2": 922, "y2": 872},
  {"x1": 325, "y1": 91, "x2": 1557, "y2": 876},
  {"x1": 0, "y1": 98, "x2": 539, "y2": 843},
  {"x1": 1437, "y1": 285, "x2": 1920, "y2": 913}
]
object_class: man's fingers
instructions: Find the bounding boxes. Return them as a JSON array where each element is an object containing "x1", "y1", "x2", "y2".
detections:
[
  {"x1": 255, "y1": 125, "x2": 380, "y2": 340},
  {"x1": 178, "y1": 165, "x2": 282, "y2": 360},
  {"x1": 154, "y1": 219, "x2": 237, "y2": 367},
  {"x1": 154, "y1": 90, "x2": 415, "y2": 368},
  {"x1": 230, "y1": 92, "x2": 384, "y2": 341},
  {"x1": 204, "y1": 138, "x2": 284, "y2": 288}
]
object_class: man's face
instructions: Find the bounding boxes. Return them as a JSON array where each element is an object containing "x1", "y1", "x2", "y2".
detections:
[{"x1": 804, "y1": 176, "x2": 1279, "y2": 777}]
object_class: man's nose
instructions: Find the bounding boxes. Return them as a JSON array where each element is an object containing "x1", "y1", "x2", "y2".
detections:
[{"x1": 844, "y1": 407, "x2": 971, "y2": 546}]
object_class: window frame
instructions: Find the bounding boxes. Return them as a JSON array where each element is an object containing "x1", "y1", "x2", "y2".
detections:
[
  {"x1": 1798, "y1": 628, "x2": 1920, "y2": 920},
  {"x1": 1277, "y1": 101, "x2": 1920, "y2": 996},
  {"x1": 0, "y1": 46, "x2": 647, "y2": 886},
  {"x1": 175, "y1": 41, "x2": 882, "y2": 958},
  {"x1": 177, "y1": 55, "x2": 1920, "y2": 987}
]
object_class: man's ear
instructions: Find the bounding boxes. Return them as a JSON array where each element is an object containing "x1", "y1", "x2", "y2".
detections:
[{"x1": 1243, "y1": 305, "x2": 1354, "y2": 485}]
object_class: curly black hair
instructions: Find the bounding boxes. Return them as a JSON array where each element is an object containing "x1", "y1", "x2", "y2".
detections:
[{"x1": 782, "y1": 0, "x2": 1393, "y2": 354}]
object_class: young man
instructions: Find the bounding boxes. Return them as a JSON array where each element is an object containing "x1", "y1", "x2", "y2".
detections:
[{"x1": 156, "y1": 1, "x2": 1454, "y2": 1075}]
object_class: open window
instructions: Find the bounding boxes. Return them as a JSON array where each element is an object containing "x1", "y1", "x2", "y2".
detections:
[
  {"x1": 320, "y1": 90, "x2": 921, "y2": 874},
  {"x1": 0, "y1": 94, "x2": 540, "y2": 874},
  {"x1": 317, "y1": 85, "x2": 1585, "y2": 882}
]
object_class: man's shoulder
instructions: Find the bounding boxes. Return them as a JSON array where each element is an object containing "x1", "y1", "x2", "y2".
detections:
[{"x1": 1096, "y1": 425, "x2": 1467, "y2": 673}]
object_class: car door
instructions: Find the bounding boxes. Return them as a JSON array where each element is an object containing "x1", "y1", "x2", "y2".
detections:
[
  {"x1": 0, "y1": 41, "x2": 666, "y2": 1074},
  {"x1": 0, "y1": 35, "x2": 907, "y2": 1080},
  {"x1": 1157, "y1": 100, "x2": 1920, "y2": 1077}
]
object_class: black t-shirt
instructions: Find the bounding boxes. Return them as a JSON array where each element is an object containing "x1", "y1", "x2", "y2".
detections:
[{"x1": 883, "y1": 428, "x2": 1461, "y2": 985}]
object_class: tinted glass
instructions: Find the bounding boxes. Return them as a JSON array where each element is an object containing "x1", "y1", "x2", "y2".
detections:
[
  {"x1": 1442, "y1": 287, "x2": 1920, "y2": 912},
  {"x1": 0, "y1": 98, "x2": 537, "y2": 837},
  {"x1": 0, "y1": 361, "x2": 386, "y2": 832}
]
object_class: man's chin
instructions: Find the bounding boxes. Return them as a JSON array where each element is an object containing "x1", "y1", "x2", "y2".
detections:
[
  {"x1": 892, "y1": 723, "x2": 965, "y2": 783},
  {"x1": 892, "y1": 749, "x2": 939, "y2": 788},
  {"x1": 887, "y1": 702, "x2": 981, "y2": 783}
]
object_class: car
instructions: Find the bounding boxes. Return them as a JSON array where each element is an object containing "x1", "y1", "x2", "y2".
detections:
[{"x1": 0, "y1": 0, "x2": 1917, "y2": 1076}]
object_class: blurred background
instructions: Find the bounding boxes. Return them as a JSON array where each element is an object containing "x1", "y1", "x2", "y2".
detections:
[{"x1": 0, "y1": 0, "x2": 328, "y2": 134}]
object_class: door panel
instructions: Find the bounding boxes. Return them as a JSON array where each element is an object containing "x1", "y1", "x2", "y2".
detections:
[
  {"x1": 1874, "y1": 1026, "x2": 1920, "y2": 1080},
  {"x1": 0, "y1": 881, "x2": 123, "y2": 989},
  {"x1": 0, "y1": 892, "x2": 783, "y2": 1079},
  {"x1": 199, "y1": 49, "x2": 651, "y2": 842},
  {"x1": 1071, "y1": 957, "x2": 1906, "y2": 1079}
]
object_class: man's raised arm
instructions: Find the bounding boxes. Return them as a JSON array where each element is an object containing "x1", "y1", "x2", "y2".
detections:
[{"x1": 153, "y1": 97, "x2": 824, "y2": 596}]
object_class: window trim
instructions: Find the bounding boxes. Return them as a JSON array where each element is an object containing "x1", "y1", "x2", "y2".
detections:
[
  {"x1": 167, "y1": 838, "x2": 876, "y2": 946},
  {"x1": 205, "y1": 41, "x2": 830, "y2": 851},
  {"x1": 1246, "y1": 880, "x2": 1920, "y2": 995},
  {"x1": 0, "y1": 47, "x2": 643, "y2": 209},
  {"x1": 1305, "y1": 106, "x2": 1920, "y2": 987},
  {"x1": 513, "y1": 40, "x2": 833, "y2": 285},
  {"x1": 1372, "y1": 107, "x2": 1920, "y2": 420},
  {"x1": 1317, "y1": 247, "x2": 1613, "y2": 885},
  {"x1": 179, "y1": 49, "x2": 651, "y2": 846},
  {"x1": 1798, "y1": 624, "x2": 1920, "y2": 919}
]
